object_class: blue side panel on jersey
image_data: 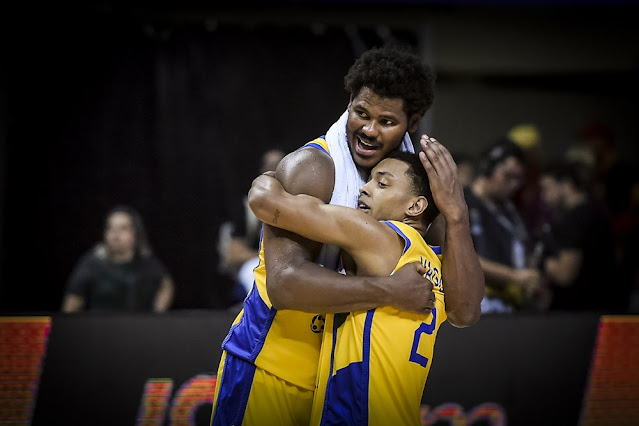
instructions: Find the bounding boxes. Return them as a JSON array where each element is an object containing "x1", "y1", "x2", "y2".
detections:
[
  {"x1": 321, "y1": 310, "x2": 375, "y2": 425},
  {"x1": 430, "y1": 245, "x2": 442, "y2": 255},
  {"x1": 384, "y1": 221, "x2": 411, "y2": 254},
  {"x1": 222, "y1": 283, "x2": 277, "y2": 363},
  {"x1": 211, "y1": 353, "x2": 256, "y2": 426}
]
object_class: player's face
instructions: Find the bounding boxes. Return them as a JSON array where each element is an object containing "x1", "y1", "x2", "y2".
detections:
[
  {"x1": 346, "y1": 87, "x2": 420, "y2": 170},
  {"x1": 357, "y1": 158, "x2": 415, "y2": 221},
  {"x1": 104, "y1": 212, "x2": 136, "y2": 256}
]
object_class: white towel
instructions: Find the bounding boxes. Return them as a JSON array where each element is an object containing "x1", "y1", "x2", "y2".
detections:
[{"x1": 318, "y1": 110, "x2": 416, "y2": 270}]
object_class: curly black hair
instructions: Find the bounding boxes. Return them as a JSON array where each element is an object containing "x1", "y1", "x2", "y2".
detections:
[{"x1": 344, "y1": 45, "x2": 436, "y2": 117}]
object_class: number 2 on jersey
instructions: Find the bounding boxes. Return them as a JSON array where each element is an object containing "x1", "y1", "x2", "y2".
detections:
[{"x1": 408, "y1": 308, "x2": 437, "y2": 367}]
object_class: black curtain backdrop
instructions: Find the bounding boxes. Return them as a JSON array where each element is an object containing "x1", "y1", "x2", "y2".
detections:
[{"x1": 1, "y1": 9, "x2": 371, "y2": 311}]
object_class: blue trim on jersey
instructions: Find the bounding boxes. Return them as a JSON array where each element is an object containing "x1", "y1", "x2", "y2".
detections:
[
  {"x1": 361, "y1": 309, "x2": 375, "y2": 424},
  {"x1": 320, "y1": 316, "x2": 341, "y2": 425},
  {"x1": 430, "y1": 245, "x2": 442, "y2": 255},
  {"x1": 321, "y1": 310, "x2": 376, "y2": 425},
  {"x1": 295, "y1": 136, "x2": 330, "y2": 156},
  {"x1": 305, "y1": 142, "x2": 330, "y2": 156},
  {"x1": 211, "y1": 352, "x2": 256, "y2": 426},
  {"x1": 384, "y1": 221, "x2": 412, "y2": 254},
  {"x1": 222, "y1": 281, "x2": 277, "y2": 363}
]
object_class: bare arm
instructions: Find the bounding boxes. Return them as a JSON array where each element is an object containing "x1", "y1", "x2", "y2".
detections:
[
  {"x1": 225, "y1": 238, "x2": 258, "y2": 266},
  {"x1": 544, "y1": 249, "x2": 582, "y2": 286},
  {"x1": 153, "y1": 276, "x2": 174, "y2": 312},
  {"x1": 420, "y1": 136, "x2": 485, "y2": 327},
  {"x1": 262, "y1": 147, "x2": 434, "y2": 314},
  {"x1": 479, "y1": 256, "x2": 542, "y2": 296},
  {"x1": 249, "y1": 173, "x2": 399, "y2": 274},
  {"x1": 61, "y1": 294, "x2": 85, "y2": 312}
]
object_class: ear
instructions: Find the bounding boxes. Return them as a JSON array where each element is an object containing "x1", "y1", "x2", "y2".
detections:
[
  {"x1": 406, "y1": 195, "x2": 428, "y2": 218},
  {"x1": 407, "y1": 113, "x2": 422, "y2": 134}
]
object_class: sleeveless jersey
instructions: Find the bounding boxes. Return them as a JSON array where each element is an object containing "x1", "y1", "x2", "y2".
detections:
[
  {"x1": 220, "y1": 137, "x2": 332, "y2": 391},
  {"x1": 312, "y1": 220, "x2": 446, "y2": 425}
]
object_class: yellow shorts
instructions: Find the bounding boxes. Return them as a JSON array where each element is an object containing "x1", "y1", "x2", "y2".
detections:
[{"x1": 211, "y1": 351, "x2": 313, "y2": 426}]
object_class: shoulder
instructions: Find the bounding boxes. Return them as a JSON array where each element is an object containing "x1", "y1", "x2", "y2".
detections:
[
  {"x1": 76, "y1": 245, "x2": 105, "y2": 267},
  {"x1": 276, "y1": 139, "x2": 335, "y2": 202},
  {"x1": 383, "y1": 220, "x2": 417, "y2": 237},
  {"x1": 380, "y1": 221, "x2": 420, "y2": 251},
  {"x1": 138, "y1": 255, "x2": 167, "y2": 271}
]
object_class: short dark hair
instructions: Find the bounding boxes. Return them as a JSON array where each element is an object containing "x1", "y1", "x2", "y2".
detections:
[
  {"x1": 386, "y1": 151, "x2": 440, "y2": 226},
  {"x1": 477, "y1": 138, "x2": 526, "y2": 177},
  {"x1": 344, "y1": 45, "x2": 436, "y2": 117},
  {"x1": 542, "y1": 162, "x2": 593, "y2": 193}
]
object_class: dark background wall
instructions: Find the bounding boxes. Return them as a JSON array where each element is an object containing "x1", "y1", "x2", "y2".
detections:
[{"x1": 1, "y1": 1, "x2": 638, "y2": 312}]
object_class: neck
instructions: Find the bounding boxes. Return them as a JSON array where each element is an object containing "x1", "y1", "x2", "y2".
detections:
[
  {"x1": 109, "y1": 249, "x2": 135, "y2": 263},
  {"x1": 403, "y1": 217, "x2": 429, "y2": 237}
]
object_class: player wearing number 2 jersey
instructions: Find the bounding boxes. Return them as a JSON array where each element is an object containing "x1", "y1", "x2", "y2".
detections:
[{"x1": 249, "y1": 150, "x2": 448, "y2": 425}]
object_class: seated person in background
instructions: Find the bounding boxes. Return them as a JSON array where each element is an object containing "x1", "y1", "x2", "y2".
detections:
[
  {"x1": 245, "y1": 148, "x2": 482, "y2": 425},
  {"x1": 217, "y1": 148, "x2": 286, "y2": 303},
  {"x1": 465, "y1": 138, "x2": 545, "y2": 313},
  {"x1": 61, "y1": 205, "x2": 174, "y2": 313},
  {"x1": 539, "y1": 162, "x2": 618, "y2": 311}
]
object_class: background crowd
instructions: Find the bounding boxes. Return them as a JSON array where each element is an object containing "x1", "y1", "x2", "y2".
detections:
[{"x1": 1, "y1": 2, "x2": 638, "y2": 315}]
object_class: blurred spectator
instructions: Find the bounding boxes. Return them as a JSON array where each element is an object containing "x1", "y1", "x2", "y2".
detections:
[
  {"x1": 575, "y1": 120, "x2": 634, "y2": 216},
  {"x1": 539, "y1": 162, "x2": 618, "y2": 311},
  {"x1": 452, "y1": 152, "x2": 476, "y2": 188},
  {"x1": 218, "y1": 148, "x2": 286, "y2": 303},
  {"x1": 61, "y1": 205, "x2": 174, "y2": 313},
  {"x1": 465, "y1": 138, "x2": 545, "y2": 313},
  {"x1": 507, "y1": 123, "x2": 552, "y2": 236},
  {"x1": 613, "y1": 173, "x2": 639, "y2": 313}
]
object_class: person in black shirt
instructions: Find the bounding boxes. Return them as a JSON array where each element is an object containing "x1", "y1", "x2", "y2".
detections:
[
  {"x1": 465, "y1": 139, "x2": 545, "y2": 313},
  {"x1": 61, "y1": 205, "x2": 174, "y2": 312},
  {"x1": 539, "y1": 163, "x2": 617, "y2": 311}
]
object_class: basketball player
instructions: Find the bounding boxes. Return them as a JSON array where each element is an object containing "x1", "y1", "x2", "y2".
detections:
[
  {"x1": 211, "y1": 46, "x2": 483, "y2": 425},
  {"x1": 247, "y1": 148, "x2": 460, "y2": 424}
]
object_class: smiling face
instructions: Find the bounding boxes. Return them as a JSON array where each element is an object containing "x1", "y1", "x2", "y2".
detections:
[
  {"x1": 357, "y1": 158, "x2": 417, "y2": 221},
  {"x1": 346, "y1": 87, "x2": 421, "y2": 170}
]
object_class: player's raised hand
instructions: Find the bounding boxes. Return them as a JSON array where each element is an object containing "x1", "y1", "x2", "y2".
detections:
[{"x1": 418, "y1": 135, "x2": 469, "y2": 224}]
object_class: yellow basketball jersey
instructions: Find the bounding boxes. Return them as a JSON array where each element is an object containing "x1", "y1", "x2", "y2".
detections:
[
  {"x1": 312, "y1": 220, "x2": 446, "y2": 425},
  {"x1": 220, "y1": 137, "x2": 331, "y2": 392}
]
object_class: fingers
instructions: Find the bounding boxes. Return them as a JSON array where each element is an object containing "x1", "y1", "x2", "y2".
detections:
[
  {"x1": 423, "y1": 286, "x2": 436, "y2": 312},
  {"x1": 420, "y1": 135, "x2": 457, "y2": 177},
  {"x1": 413, "y1": 261, "x2": 427, "y2": 276},
  {"x1": 422, "y1": 135, "x2": 456, "y2": 169},
  {"x1": 419, "y1": 151, "x2": 436, "y2": 175}
]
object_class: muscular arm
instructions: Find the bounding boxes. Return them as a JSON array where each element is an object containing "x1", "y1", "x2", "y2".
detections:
[
  {"x1": 420, "y1": 136, "x2": 485, "y2": 327},
  {"x1": 249, "y1": 173, "x2": 399, "y2": 275},
  {"x1": 262, "y1": 147, "x2": 433, "y2": 314}
]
